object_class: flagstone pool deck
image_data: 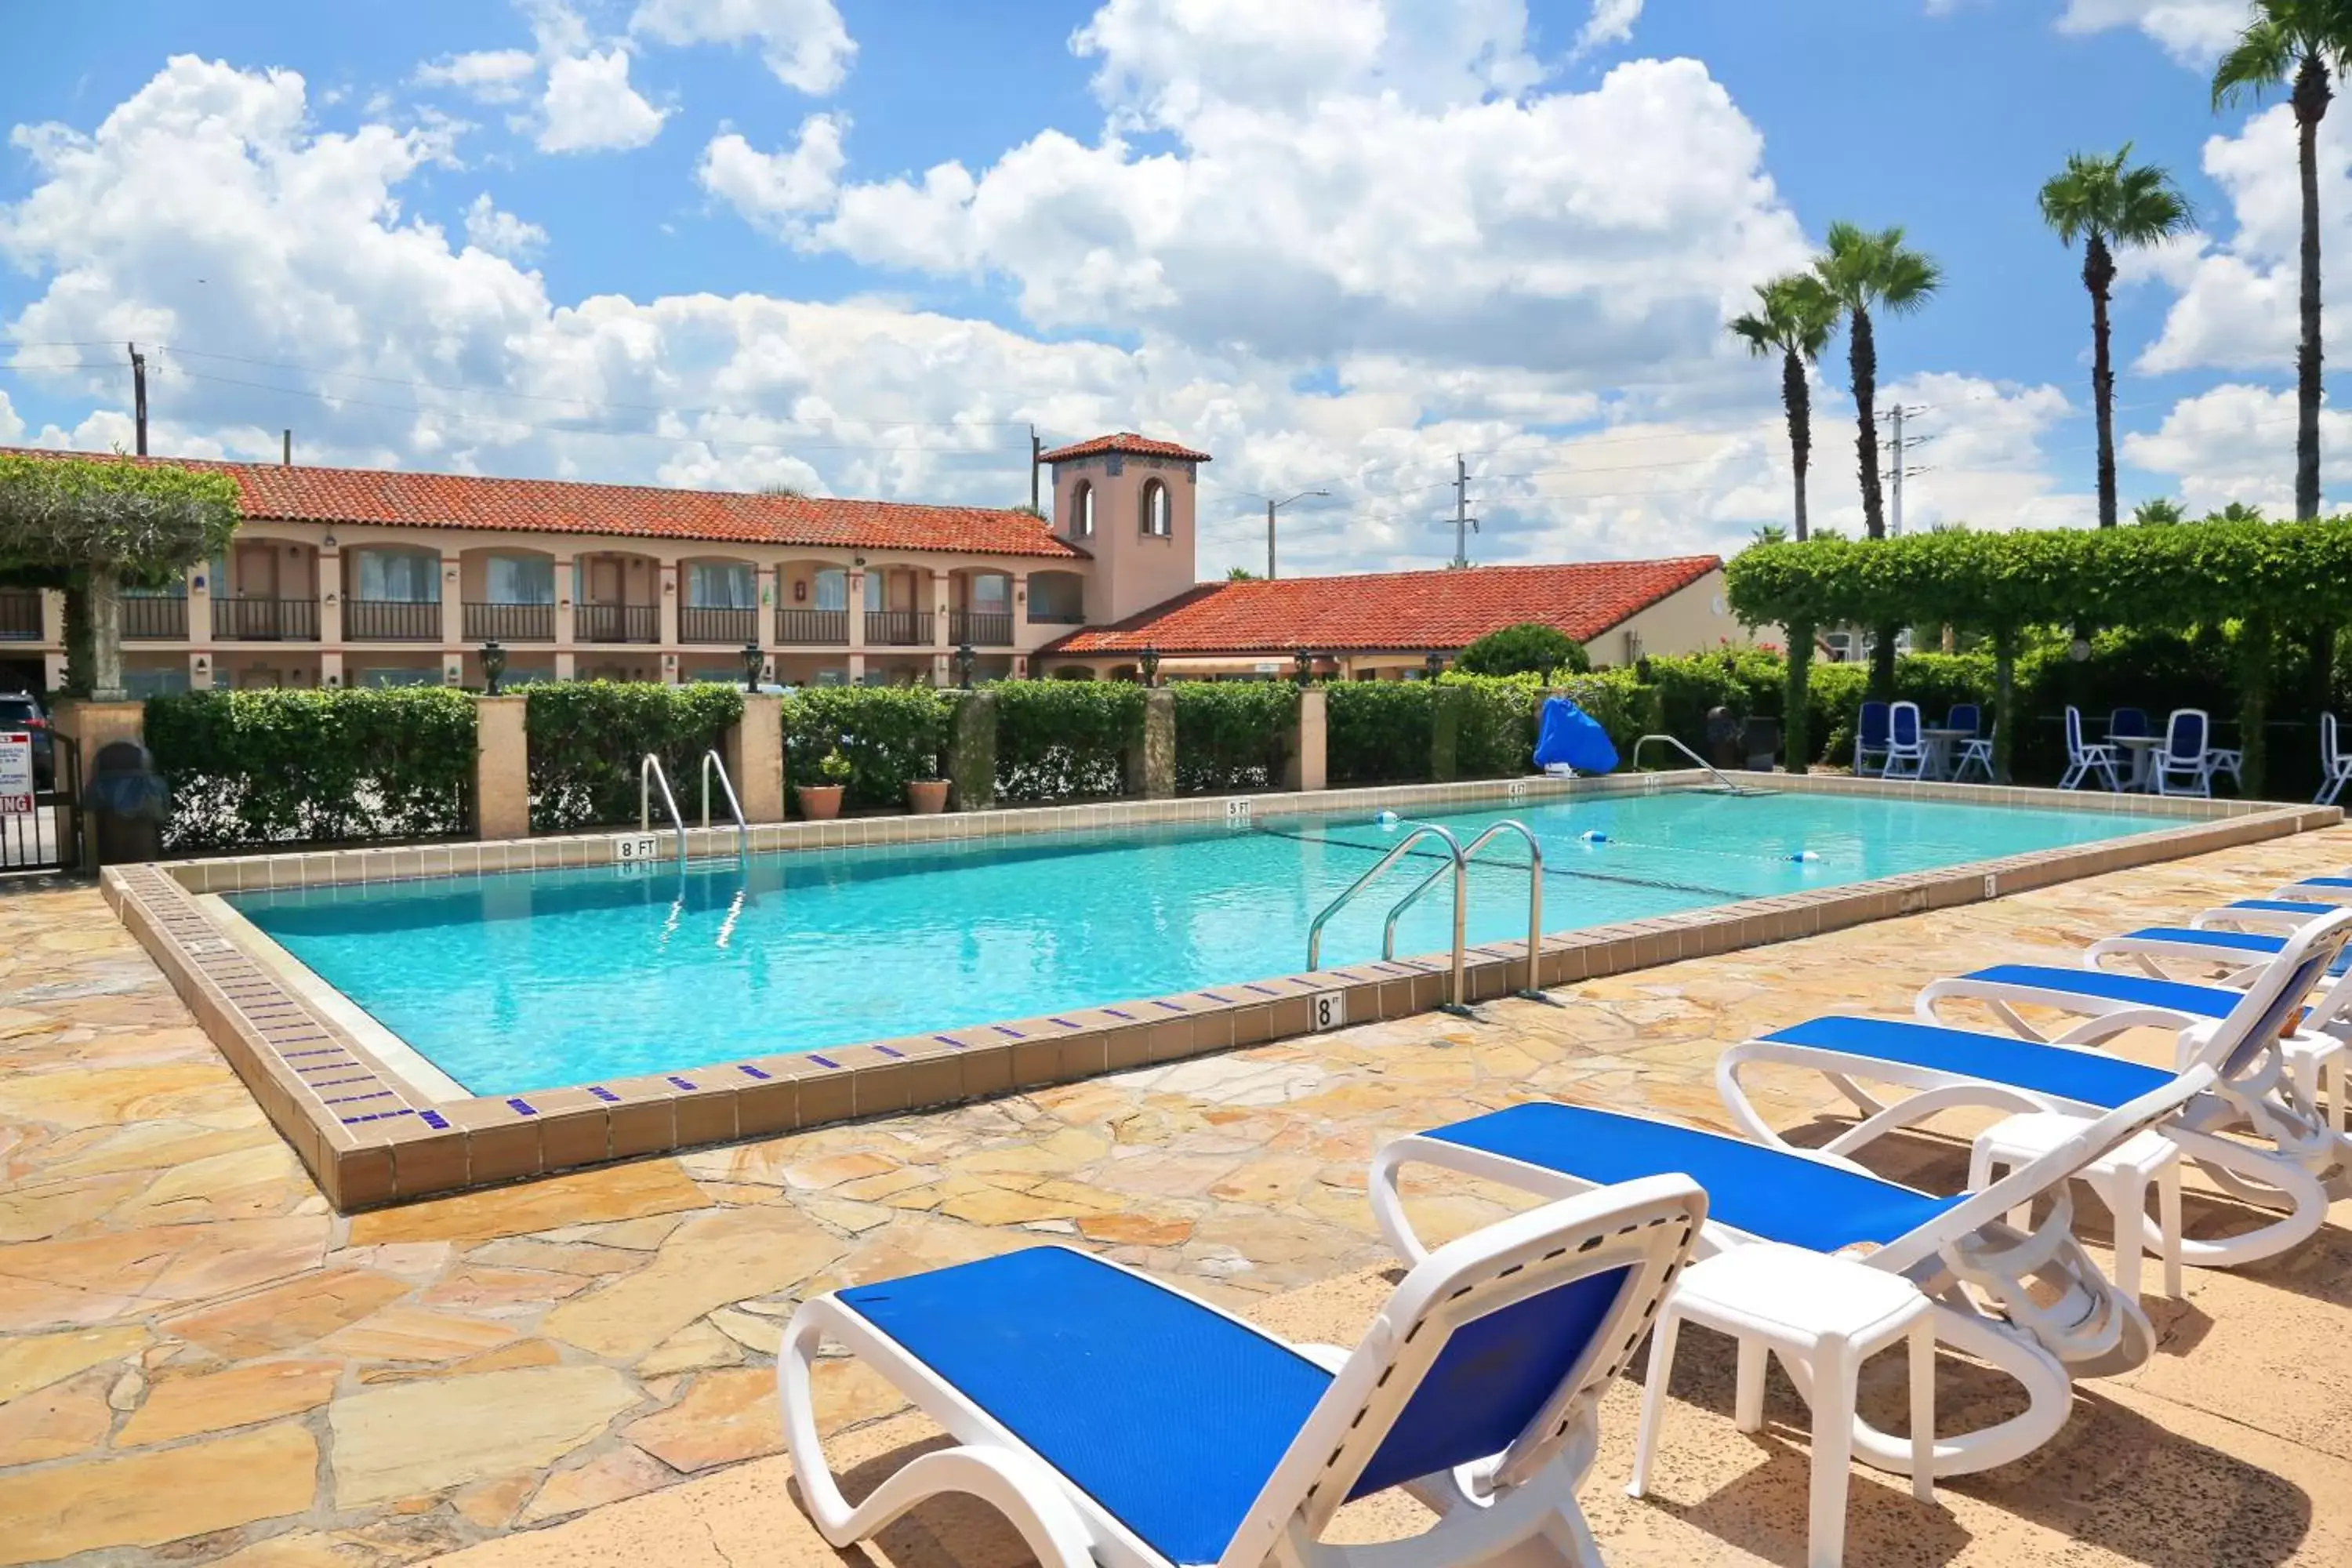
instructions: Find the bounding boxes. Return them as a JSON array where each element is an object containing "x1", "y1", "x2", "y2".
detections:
[{"x1": 5, "y1": 826, "x2": 2352, "y2": 1566}]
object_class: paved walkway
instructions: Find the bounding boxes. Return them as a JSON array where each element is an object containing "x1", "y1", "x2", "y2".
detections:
[{"x1": 2, "y1": 828, "x2": 2350, "y2": 1566}]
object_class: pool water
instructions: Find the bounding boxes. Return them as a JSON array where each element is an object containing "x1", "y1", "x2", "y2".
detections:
[{"x1": 230, "y1": 790, "x2": 2174, "y2": 1096}]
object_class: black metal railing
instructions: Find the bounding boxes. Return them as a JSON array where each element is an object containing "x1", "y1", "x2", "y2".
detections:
[
  {"x1": 215, "y1": 597, "x2": 320, "y2": 641},
  {"x1": 1026, "y1": 604, "x2": 1087, "y2": 625},
  {"x1": 121, "y1": 596, "x2": 188, "y2": 641},
  {"x1": 576, "y1": 602, "x2": 658, "y2": 643},
  {"x1": 463, "y1": 601, "x2": 554, "y2": 641},
  {"x1": 344, "y1": 599, "x2": 441, "y2": 641},
  {"x1": 0, "y1": 590, "x2": 42, "y2": 641},
  {"x1": 775, "y1": 608, "x2": 848, "y2": 644},
  {"x1": 865, "y1": 610, "x2": 934, "y2": 646},
  {"x1": 949, "y1": 610, "x2": 1014, "y2": 645},
  {"x1": 679, "y1": 605, "x2": 758, "y2": 644}
]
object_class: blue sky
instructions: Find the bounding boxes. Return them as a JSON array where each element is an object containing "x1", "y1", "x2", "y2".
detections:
[{"x1": 0, "y1": 0, "x2": 2338, "y2": 575}]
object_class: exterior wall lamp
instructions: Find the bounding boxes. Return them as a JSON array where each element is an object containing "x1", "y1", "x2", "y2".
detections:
[
  {"x1": 742, "y1": 641, "x2": 764, "y2": 692},
  {"x1": 1294, "y1": 648, "x2": 1315, "y2": 687},
  {"x1": 953, "y1": 641, "x2": 976, "y2": 688},
  {"x1": 1138, "y1": 644, "x2": 1160, "y2": 688},
  {"x1": 481, "y1": 640, "x2": 508, "y2": 695}
]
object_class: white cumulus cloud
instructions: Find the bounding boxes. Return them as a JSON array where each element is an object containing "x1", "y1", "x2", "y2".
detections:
[
  {"x1": 537, "y1": 49, "x2": 667, "y2": 153},
  {"x1": 463, "y1": 193, "x2": 548, "y2": 260},
  {"x1": 1574, "y1": 0, "x2": 1643, "y2": 56},
  {"x1": 412, "y1": 47, "x2": 539, "y2": 103},
  {"x1": 696, "y1": 115, "x2": 847, "y2": 234},
  {"x1": 630, "y1": 0, "x2": 856, "y2": 94},
  {"x1": 2055, "y1": 0, "x2": 2247, "y2": 65}
]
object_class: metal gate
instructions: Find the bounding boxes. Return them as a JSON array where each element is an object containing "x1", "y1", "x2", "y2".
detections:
[{"x1": 1, "y1": 738, "x2": 78, "y2": 875}]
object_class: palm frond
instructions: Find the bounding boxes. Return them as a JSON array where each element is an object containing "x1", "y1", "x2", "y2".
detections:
[
  {"x1": 2038, "y1": 143, "x2": 2194, "y2": 249},
  {"x1": 2212, "y1": 16, "x2": 2298, "y2": 110}
]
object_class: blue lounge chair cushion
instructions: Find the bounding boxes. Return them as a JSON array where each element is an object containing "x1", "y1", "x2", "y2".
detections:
[
  {"x1": 836, "y1": 1244, "x2": 1638, "y2": 1562},
  {"x1": 1422, "y1": 1102, "x2": 1967, "y2": 1254},
  {"x1": 840, "y1": 1247, "x2": 1327, "y2": 1563},
  {"x1": 2291, "y1": 877, "x2": 2352, "y2": 891},
  {"x1": 2227, "y1": 900, "x2": 2339, "y2": 916},
  {"x1": 1957, "y1": 964, "x2": 2238, "y2": 1019},
  {"x1": 2116, "y1": 927, "x2": 2350, "y2": 978},
  {"x1": 1764, "y1": 1014, "x2": 2174, "y2": 1111}
]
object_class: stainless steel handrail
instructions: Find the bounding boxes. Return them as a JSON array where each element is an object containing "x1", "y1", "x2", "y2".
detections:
[
  {"x1": 699, "y1": 750, "x2": 749, "y2": 860},
  {"x1": 1632, "y1": 732, "x2": 1751, "y2": 793},
  {"x1": 1381, "y1": 819, "x2": 1544, "y2": 998},
  {"x1": 1306, "y1": 821, "x2": 1468, "y2": 1010},
  {"x1": 639, "y1": 753, "x2": 688, "y2": 873}
]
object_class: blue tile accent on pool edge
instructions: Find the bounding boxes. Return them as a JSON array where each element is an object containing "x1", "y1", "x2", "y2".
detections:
[
  {"x1": 587, "y1": 1086, "x2": 620, "y2": 1103},
  {"x1": 739, "y1": 1064, "x2": 771, "y2": 1080},
  {"x1": 506, "y1": 1097, "x2": 537, "y2": 1115},
  {"x1": 873, "y1": 1044, "x2": 905, "y2": 1058},
  {"x1": 666, "y1": 1075, "x2": 696, "y2": 1091},
  {"x1": 419, "y1": 1109, "x2": 452, "y2": 1130},
  {"x1": 808, "y1": 1054, "x2": 841, "y2": 1069}
]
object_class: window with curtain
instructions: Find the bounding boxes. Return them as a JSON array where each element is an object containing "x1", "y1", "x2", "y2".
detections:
[
  {"x1": 863, "y1": 570, "x2": 886, "y2": 611},
  {"x1": 486, "y1": 554, "x2": 555, "y2": 604},
  {"x1": 972, "y1": 573, "x2": 1011, "y2": 610},
  {"x1": 814, "y1": 568, "x2": 847, "y2": 611},
  {"x1": 354, "y1": 550, "x2": 440, "y2": 602},
  {"x1": 687, "y1": 561, "x2": 757, "y2": 608}
]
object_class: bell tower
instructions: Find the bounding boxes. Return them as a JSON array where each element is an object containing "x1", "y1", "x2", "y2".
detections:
[{"x1": 1039, "y1": 432, "x2": 1210, "y2": 625}]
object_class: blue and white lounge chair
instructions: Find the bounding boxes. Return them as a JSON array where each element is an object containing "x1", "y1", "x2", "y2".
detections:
[
  {"x1": 2056, "y1": 706, "x2": 2122, "y2": 792},
  {"x1": 1882, "y1": 701, "x2": 1930, "y2": 782},
  {"x1": 1719, "y1": 909, "x2": 2352, "y2": 1275},
  {"x1": 1854, "y1": 701, "x2": 1891, "y2": 778},
  {"x1": 2318, "y1": 713, "x2": 2352, "y2": 808},
  {"x1": 1370, "y1": 1070, "x2": 2207, "y2": 1484},
  {"x1": 2152, "y1": 708, "x2": 2214, "y2": 797},
  {"x1": 781, "y1": 1177, "x2": 1704, "y2": 1568}
]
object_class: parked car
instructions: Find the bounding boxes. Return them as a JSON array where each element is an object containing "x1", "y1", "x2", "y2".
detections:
[{"x1": 0, "y1": 693, "x2": 53, "y2": 788}]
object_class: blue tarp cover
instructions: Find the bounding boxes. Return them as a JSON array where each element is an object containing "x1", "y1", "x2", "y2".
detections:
[{"x1": 1533, "y1": 695, "x2": 1618, "y2": 774}]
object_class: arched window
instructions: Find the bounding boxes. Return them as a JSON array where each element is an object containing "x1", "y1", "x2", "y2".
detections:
[
  {"x1": 1141, "y1": 479, "x2": 1171, "y2": 537},
  {"x1": 1072, "y1": 482, "x2": 1095, "y2": 539}
]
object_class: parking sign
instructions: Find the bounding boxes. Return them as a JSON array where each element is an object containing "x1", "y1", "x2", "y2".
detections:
[{"x1": 0, "y1": 731, "x2": 31, "y2": 816}]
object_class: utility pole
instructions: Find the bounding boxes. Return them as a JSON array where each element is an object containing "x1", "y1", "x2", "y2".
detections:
[
  {"x1": 1451, "y1": 454, "x2": 1479, "y2": 568},
  {"x1": 1265, "y1": 488, "x2": 1330, "y2": 579},
  {"x1": 1029, "y1": 426, "x2": 1041, "y2": 514},
  {"x1": 1878, "y1": 404, "x2": 1929, "y2": 536},
  {"x1": 1890, "y1": 405, "x2": 1903, "y2": 538},
  {"x1": 126, "y1": 343, "x2": 148, "y2": 456}
]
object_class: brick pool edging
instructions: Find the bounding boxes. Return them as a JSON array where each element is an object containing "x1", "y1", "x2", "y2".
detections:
[{"x1": 100, "y1": 771, "x2": 2336, "y2": 1209}]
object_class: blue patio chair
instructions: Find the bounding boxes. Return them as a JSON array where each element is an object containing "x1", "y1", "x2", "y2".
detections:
[
  {"x1": 1945, "y1": 702, "x2": 1982, "y2": 736},
  {"x1": 2320, "y1": 713, "x2": 2352, "y2": 807},
  {"x1": 1882, "y1": 700, "x2": 1930, "y2": 780},
  {"x1": 782, "y1": 1178, "x2": 1704, "y2": 1568},
  {"x1": 2154, "y1": 708, "x2": 2213, "y2": 797},
  {"x1": 2108, "y1": 707, "x2": 2150, "y2": 739},
  {"x1": 1953, "y1": 721, "x2": 1996, "y2": 783},
  {"x1": 1854, "y1": 700, "x2": 1891, "y2": 776},
  {"x1": 2058, "y1": 706, "x2": 2122, "y2": 791}
]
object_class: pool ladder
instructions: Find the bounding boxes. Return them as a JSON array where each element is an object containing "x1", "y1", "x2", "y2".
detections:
[
  {"x1": 1305, "y1": 818, "x2": 1547, "y2": 1014},
  {"x1": 1632, "y1": 733, "x2": 1760, "y2": 794},
  {"x1": 638, "y1": 751, "x2": 750, "y2": 869}
]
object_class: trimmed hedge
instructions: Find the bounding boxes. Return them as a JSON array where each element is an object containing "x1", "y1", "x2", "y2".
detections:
[
  {"x1": 145, "y1": 687, "x2": 477, "y2": 851},
  {"x1": 991, "y1": 680, "x2": 1146, "y2": 801},
  {"x1": 782, "y1": 686, "x2": 951, "y2": 809},
  {"x1": 1443, "y1": 673, "x2": 1545, "y2": 778},
  {"x1": 526, "y1": 681, "x2": 742, "y2": 831},
  {"x1": 1170, "y1": 681, "x2": 1294, "y2": 793},
  {"x1": 1326, "y1": 681, "x2": 1438, "y2": 785},
  {"x1": 1553, "y1": 670, "x2": 1663, "y2": 760}
]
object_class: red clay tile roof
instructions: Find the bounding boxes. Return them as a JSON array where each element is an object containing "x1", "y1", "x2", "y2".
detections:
[
  {"x1": 1036, "y1": 432, "x2": 1213, "y2": 464},
  {"x1": 0, "y1": 448, "x2": 1087, "y2": 560},
  {"x1": 1044, "y1": 557, "x2": 1722, "y2": 655}
]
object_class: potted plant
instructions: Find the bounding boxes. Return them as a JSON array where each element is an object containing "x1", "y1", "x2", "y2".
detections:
[
  {"x1": 907, "y1": 756, "x2": 949, "y2": 815},
  {"x1": 797, "y1": 749, "x2": 852, "y2": 821}
]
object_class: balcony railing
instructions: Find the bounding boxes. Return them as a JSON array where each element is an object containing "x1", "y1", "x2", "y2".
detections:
[
  {"x1": 679, "y1": 605, "x2": 758, "y2": 644},
  {"x1": 577, "y1": 602, "x2": 658, "y2": 644},
  {"x1": 1026, "y1": 604, "x2": 1087, "y2": 625},
  {"x1": 216, "y1": 597, "x2": 320, "y2": 641},
  {"x1": 949, "y1": 610, "x2": 1014, "y2": 646},
  {"x1": 121, "y1": 595, "x2": 188, "y2": 641},
  {"x1": 775, "y1": 608, "x2": 848, "y2": 644},
  {"x1": 0, "y1": 590, "x2": 38, "y2": 642},
  {"x1": 344, "y1": 598, "x2": 441, "y2": 641},
  {"x1": 463, "y1": 601, "x2": 554, "y2": 641},
  {"x1": 865, "y1": 610, "x2": 934, "y2": 646}
]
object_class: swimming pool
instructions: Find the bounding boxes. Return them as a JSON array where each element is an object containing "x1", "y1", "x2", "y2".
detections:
[{"x1": 227, "y1": 788, "x2": 2183, "y2": 1097}]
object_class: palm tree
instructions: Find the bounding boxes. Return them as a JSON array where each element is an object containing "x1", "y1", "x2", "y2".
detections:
[
  {"x1": 2039, "y1": 147, "x2": 2195, "y2": 528},
  {"x1": 1748, "y1": 522, "x2": 1789, "y2": 546},
  {"x1": 1729, "y1": 274, "x2": 1838, "y2": 541},
  {"x1": 1814, "y1": 222, "x2": 1940, "y2": 695},
  {"x1": 2213, "y1": 2, "x2": 2352, "y2": 519},
  {"x1": 2133, "y1": 496, "x2": 2187, "y2": 524}
]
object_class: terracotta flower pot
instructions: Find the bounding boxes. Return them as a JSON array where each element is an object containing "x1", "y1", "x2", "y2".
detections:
[
  {"x1": 797, "y1": 783, "x2": 845, "y2": 821},
  {"x1": 907, "y1": 779, "x2": 949, "y2": 815}
]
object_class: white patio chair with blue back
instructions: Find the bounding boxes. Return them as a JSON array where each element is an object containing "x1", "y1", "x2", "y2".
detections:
[
  {"x1": 1881, "y1": 701, "x2": 1930, "y2": 781},
  {"x1": 781, "y1": 1177, "x2": 1704, "y2": 1568},
  {"x1": 1854, "y1": 701, "x2": 1891, "y2": 778},
  {"x1": 2058, "y1": 706, "x2": 2122, "y2": 791},
  {"x1": 2152, "y1": 708, "x2": 2215, "y2": 797},
  {"x1": 1953, "y1": 723, "x2": 1996, "y2": 783},
  {"x1": 2318, "y1": 713, "x2": 2352, "y2": 807}
]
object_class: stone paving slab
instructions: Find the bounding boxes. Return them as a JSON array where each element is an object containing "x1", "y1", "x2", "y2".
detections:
[{"x1": 0, "y1": 824, "x2": 2349, "y2": 1564}]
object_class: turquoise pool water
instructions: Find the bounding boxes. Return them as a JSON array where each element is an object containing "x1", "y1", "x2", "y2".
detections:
[{"x1": 229, "y1": 790, "x2": 2178, "y2": 1096}]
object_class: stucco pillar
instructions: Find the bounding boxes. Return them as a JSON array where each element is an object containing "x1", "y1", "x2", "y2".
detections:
[
  {"x1": 187, "y1": 652, "x2": 211, "y2": 691},
  {"x1": 755, "y1": 564, "x2": 777, "y2": 652},
  {"x1": 318, "y1": 550, "x2": 343, "y2": 647},
  {"x1": 725, "y1": 693, "x2": 786, "y2": 824},
  {"x1": 554, "y1": 652, "x2": 576, "y2": 681},
  {"x1": 846, "y1": 569, "x2": 867, "y2": 655},
  {"x1": 931, "y1": 568, "x2": 951, "y2": 651},
  {"x1": 553, "y1": 553, "x2": 575, "y2": 648},
  {"x1": 474, "y1": 695, "x2": 529, "y2": 840},
  {"x1": 320, "y1": 652, "x2": 345, "y2": 690},
  {"x1": 1285, "y1": 687, "x2": 1327, "y2": 792},
  {"x1": 657, "y1": 561, "x2": 680, "y2": 651},
  {"x1": 1126, "y1": 688, "x2": 1174, "y2": 800},
  {"x1": 439, "y1": 555, "x2": 463, "y2": 648},
  {"x1": 183, "y1": 566, "x2": 210, "y2": 644}
]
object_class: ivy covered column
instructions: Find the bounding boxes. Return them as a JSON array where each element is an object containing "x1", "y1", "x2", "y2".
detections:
[
  {"x1": 946, "y1": 690, "x2": 996, "y2": 810},
  {"x1": 1991, "y1": 626, "x2": 2018, "y2": 784},
  {"x1": 1780, "y1": 621, "x2": 1813, "y2": 775},
  {"x1": 2239, "y1": 612, "x2": 2273, "y2": 798}
]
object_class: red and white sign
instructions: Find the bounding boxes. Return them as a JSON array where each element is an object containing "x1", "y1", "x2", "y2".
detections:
[{"x1": 0, "y1": 731, "x2": 31, "y2": 816}]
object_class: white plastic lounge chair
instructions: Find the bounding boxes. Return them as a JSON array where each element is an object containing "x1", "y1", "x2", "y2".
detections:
[
  {"x1": 1371, "y1": 1070, "x2": 2206, "y2": 1486},
  {"x1": 2056, "y1": 706, "x2": 2122, "y2": 792},
  {"x1": 781, "y1": 1177, "x2": 1704, "y2": 1568},
  {"x1": 2319, "y1": 713, "x2": 2352, "y2": 808},
  {"x1": 1719, "y1": 909, "x2": 2352, "y2": 1276},
  {"x1": 1882, "y1": 701, "x2": 1929, "y2": 782},
  {"x1": 2151, "y1": 708, "x2": 2214, "y2": 797},
  {"x1": 2190, "y1": 897, "x2": 2347, "y2": 934}
]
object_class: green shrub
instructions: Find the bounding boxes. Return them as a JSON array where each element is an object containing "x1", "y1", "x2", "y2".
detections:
[
  {"x1": 1325, "y1": 681, "x2": 1436, "y2": 784},
  {"x1": 990, "y1": 680, "x2": 1145, "y2": 801},
  {"x1": 782, "y1": 685, "x2": 952, "y2": 809},
  {"x1": 1442, "y1": 673, "x2": 1545, "y2": 777},
  {"x1": 146, "y1": 687, "x2": 477, "y2": 850},
  {"x1": 1455, "y1": 622, "x2": 1590, "y2": 677},
  {"x1": 1170, "y1": 681, "x2": 1294, "y2": 793},
  {"x1": 526, "y1": 681, "x2": 742, "y2": 831},
  {"x1": 1553, "y1": 670, "x2": 1661, "y2": 761}
]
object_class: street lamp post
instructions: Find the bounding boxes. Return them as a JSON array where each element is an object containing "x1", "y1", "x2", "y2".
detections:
[
  {"x1": 480, "y1": 640, "x2": 507, "y2": 695},
  {"x1": 1265, "y1": 488, "x2": 1330, "y2": 580}
]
